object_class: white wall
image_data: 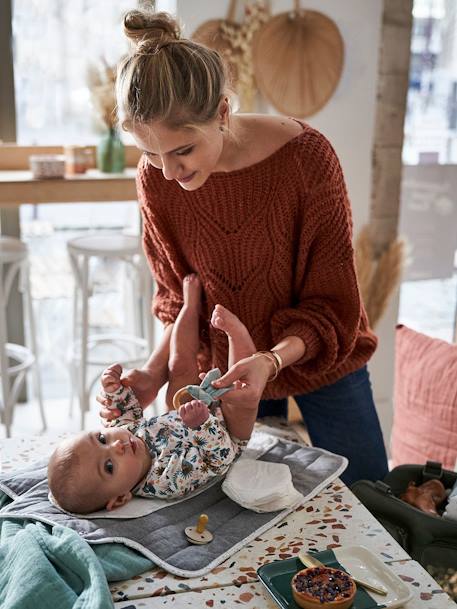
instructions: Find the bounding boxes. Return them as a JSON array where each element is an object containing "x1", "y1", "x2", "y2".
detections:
[
  {"x1": 171, "y1": 1, "x2": 396, "y2": 449},
  {"x1": 178, "y1": 0, "x2": 383, "y2": 230}
]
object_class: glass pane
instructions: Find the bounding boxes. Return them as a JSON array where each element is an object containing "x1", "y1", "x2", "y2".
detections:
[
  {"x1": 12, "y1": 0, "x2": 135, "y2": 144},
  {"x1": 9, "y1": 0, "x2": 145, "y2": 414},
  {"x1": 398, "y1": 0, "x2": 457, "y2": 342}
]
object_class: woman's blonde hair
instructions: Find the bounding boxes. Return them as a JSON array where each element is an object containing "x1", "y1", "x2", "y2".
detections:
[{"x1": 117, "y1": 10, "x2": 228, "y2": 130}]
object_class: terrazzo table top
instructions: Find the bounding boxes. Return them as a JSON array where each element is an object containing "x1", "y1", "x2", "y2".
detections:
[{"x1": 1, "y1": 424, "x2": 454, "y2": 608}]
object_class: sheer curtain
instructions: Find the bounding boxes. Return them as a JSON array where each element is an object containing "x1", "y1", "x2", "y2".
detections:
[{"x1": 12, "y1": 0, "x2": 136, "y2": 145}]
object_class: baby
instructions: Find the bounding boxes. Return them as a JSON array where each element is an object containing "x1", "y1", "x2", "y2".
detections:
[{"x1": 48, "y1": 275, "x2": 259, "y2": 514}]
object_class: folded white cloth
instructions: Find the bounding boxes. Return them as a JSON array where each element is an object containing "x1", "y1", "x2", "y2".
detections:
[
  {"x1": 222, "y1": 458, "x2": 303, "y2": 512},
  {"x1": 48, "y1": 476, "x2": 222, "y2": 519},
  {"x1": 449, "y1": 479, "x2": 457, "y2": 500},
  {"x1": 442, "y1": 481, "x2": 457, "y2": 521},
  {"x1": 443, "y1": 495, "x2": 457, "y2": 521}
]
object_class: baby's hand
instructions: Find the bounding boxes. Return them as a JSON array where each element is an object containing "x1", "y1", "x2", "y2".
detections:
[
  {"x1": 101, "y1": 363, "x2": 123, "y2": 394},
  {"x1": 179, "y1": 400, "x2": 210, "y2": 429}
]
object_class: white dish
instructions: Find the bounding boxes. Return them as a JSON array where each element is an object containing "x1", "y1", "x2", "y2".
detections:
[{"x1": 333, "y1": 545, "x2": 413, "y2": 608}]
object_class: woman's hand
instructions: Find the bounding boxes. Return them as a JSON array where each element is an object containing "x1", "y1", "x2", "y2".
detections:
[
  {"x1": 212, "y1": 353, "x2": 274, "y2": 406},
  {"x1": 96, "y1": 366, "x2": 159, "y2": 423}
]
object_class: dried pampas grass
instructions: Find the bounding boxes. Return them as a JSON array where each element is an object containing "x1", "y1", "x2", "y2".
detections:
[
  {"x1": 87, "y1": 59, "x2": 118, "y2": 130},
  {"x1": 355, "y1": 225, "x2": 404, "y2": 328}
]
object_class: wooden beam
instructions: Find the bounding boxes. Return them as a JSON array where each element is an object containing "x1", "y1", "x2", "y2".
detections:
[{"x1": 369, "y1": 0, "x2": 413, "y2": 256}]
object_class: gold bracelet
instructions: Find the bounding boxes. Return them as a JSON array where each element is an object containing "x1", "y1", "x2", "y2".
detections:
[
  {"x1": 270, "y1": 350, "x2": 283, "y2": 371},
  {"x1": 253, "y1": 351, "x2": 280, "y2": 382}
]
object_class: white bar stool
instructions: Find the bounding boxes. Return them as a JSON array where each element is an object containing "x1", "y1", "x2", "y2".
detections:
[
  {"x1": 67, "y1": 233, "x2": 154, "y2": 429},
  {"x1": 0, "y1": 237, "x2": 47, "y2": 437}
]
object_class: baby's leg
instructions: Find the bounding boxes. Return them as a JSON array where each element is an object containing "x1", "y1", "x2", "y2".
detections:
[
  {"x1": 165, "y1": 274, "x2": 201, "y2": 409},
  {"x1": 211, "y1": 304, "x2": 258, "y2": 440},
  {"x1": 211, "y1": 304, "x2": 256, "y2": 367}
]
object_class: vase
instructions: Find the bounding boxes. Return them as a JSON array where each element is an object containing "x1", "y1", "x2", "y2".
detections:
[{"x1": 96, "y1": 127, "x2": 125, "y2": 173}]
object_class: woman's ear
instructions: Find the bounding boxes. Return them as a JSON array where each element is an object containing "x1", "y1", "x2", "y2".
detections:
[
  {"x1": 219, "y1": 97, "x2": 230, "y2": 123},
  {"x1": 106, "y1": 491, "x2": 132, "y2": 511}
]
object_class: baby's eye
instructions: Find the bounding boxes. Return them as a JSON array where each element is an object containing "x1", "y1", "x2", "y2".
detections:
[
  {"x1": 104, "y1": 459, "x2": 114, "y2": 475},
  {"x1": 98, "y1": 433, "x2": 106, "y2": 444},
  {"x1": 176, "y1": 146, "x2": 194, "y2": 156}
]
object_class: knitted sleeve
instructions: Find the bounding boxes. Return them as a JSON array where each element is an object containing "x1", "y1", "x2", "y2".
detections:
[
  {"x1": 270, "y1": 137, "x2": 363, "y2": 377},
  {"x1": 137, "y1": 159, "x2": 185, "y2": 325}
]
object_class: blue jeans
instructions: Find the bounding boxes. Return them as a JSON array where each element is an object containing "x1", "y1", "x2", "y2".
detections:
[{"x1": 258, "y1": 366, "x2": 388, "y2": 487}]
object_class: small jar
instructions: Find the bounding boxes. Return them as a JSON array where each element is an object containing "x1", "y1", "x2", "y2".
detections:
[
  {"x1": 29, "y1": 154, "x2": 66, "y2": 179},
  {"x1": 64, "y1": 145, "x2": 90, "y2": 175}
]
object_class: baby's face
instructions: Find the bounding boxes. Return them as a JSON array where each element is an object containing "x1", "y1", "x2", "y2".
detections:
[{"x1": 72, "y1": 427, "x2": 151, "y2": 510}]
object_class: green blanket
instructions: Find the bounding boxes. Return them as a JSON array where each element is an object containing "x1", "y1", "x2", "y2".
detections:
[{"x1": 0, "y1": 492, "x2": 153, "y2": 609}]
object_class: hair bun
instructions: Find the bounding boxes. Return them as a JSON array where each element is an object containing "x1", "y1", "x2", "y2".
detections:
[{"x1": 124, "y1": 10, "x2": 181, "y2": 49}]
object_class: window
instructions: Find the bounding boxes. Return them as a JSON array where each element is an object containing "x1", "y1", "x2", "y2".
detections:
[
  {"x1": 12, "y1": 0, "x2": 135, "y2": 144},
  {"x1": 398, "y1": 0, "x2": 457, "y2": 341}
]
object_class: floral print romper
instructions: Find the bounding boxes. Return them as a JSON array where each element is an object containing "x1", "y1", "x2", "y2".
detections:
[{"x1": 105, "y1": 385, "x2": 246, "y2": 499}]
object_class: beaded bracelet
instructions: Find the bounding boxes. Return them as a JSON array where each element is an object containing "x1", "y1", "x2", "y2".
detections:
[{"x1": 253, "y1": 350, "x2": 283, "y2": 382}]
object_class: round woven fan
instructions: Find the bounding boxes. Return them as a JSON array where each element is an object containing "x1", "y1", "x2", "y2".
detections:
[
  {"x1": 252, "y1": 2, "x2": 344, "y2": 117},
  {"x1": 192, "y1": 0, "x2": 240, "y2": 83}
]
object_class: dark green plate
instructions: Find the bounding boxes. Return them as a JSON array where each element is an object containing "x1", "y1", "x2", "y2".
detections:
[{"x1": 257, "y1": 549, "x2": 386, "y2": 609}]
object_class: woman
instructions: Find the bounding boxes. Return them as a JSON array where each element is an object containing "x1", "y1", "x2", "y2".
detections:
[{"x1": 99, "y1": 9, "x2": 388, "y2": 486}]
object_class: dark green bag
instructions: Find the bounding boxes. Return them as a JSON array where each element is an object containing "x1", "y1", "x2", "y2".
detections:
[{"x1": 351, "y1": 461, "x2": 457, "y2": 570}]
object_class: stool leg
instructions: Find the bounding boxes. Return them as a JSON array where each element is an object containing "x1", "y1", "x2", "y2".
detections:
[
  {"x1": 23, "y1": 264, "x2": 47, "y2": 433},
  {"x1": 0, "y1": 266, "x2": 11, "y2": 437},
  {"x1": 143, "y1": 270, "x2": 155, "y2": 353},
  {"x1": 124, "y1": 259, "x2": 138, "y2": 359},
  {"x1": 79, "y1": 254, "x2": 90, "y2": 430},
  {"x1": 68, "y1": 280, "x2": 79, "y2": 418},
  {"x1": 132, "y1": 266, "x2": 142, "y2": 353}
]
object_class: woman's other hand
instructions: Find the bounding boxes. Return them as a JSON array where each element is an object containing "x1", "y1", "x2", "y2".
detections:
[
  {"x1": 212, "y1": 353, "x2": 274, "y2": 406},
  {"x1": 96, "y1": 366, "x2": 159, "y2": 423}
]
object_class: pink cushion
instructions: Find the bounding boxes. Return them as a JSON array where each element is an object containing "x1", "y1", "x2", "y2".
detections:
[{"x1": 391, "y1": 325, "x2": 457, "y2": 470}]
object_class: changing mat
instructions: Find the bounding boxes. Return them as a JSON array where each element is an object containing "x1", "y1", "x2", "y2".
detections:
[{"x1": 0, "y1": 433, "x2": 347, "y2": 577}]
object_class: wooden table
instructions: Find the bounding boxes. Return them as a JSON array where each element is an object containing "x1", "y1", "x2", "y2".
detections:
[
  {"x1": 0, "y1": 144, "x2": 141, "y2": 349},
  {"x1": 1, "y1": 424, "x2": 454, "y2": 609},
  {"x1": 0, "y1": 143, "x2": 141, "y2": 231},
  {"x1": 0, "y1": 167, "x2": 138, "y2": 358},
  {"x1": 0, "y1": 168, "x2": 138, "y2": 207}
]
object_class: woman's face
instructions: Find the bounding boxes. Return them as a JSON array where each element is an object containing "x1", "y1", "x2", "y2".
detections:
[{"x1": 131, "y1": 118, "x2": 225, "y2": 191}]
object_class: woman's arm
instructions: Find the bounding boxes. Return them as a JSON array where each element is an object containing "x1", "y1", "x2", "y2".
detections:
[
  {"x1": 212, "y1": 335, "x2": 305, "y2": 408},
  {"x1": 98, "y1": 324, "x2": 174, "y2": 421}
]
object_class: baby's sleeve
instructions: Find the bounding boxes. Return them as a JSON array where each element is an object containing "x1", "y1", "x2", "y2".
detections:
[
  {"x1": 104, "y1": 386, "x2": 144, "y2": 428},
  {"x1": 188, "y1": 414, "x2": 242, "y2": 475}
]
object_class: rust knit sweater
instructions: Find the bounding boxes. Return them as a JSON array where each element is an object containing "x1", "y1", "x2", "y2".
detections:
[{"x1": 138, "y1": 123, "x2": 377, "y2": 399}]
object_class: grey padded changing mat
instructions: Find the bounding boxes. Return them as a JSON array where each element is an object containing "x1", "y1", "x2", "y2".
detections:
[{"x1": 0, "y1": 434, "x2": 346, "y2": 577}]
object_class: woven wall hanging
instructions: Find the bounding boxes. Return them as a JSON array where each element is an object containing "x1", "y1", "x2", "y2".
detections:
[{"x1": 252, "y1": 1, "x2": 344, "y2": 117}]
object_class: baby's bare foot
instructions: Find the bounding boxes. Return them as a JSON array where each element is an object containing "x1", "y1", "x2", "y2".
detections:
[
  {"x1": 179, "y1": 400, "x2": 209, "y2": 429},
  {"x1": 182, "y1": 274, "x2": 201, "y2": 311},
  {"x1": 211, "y1": 304, "x2": 243, "y2": 337},
  {"x1": 211, "y1": 304, "x2": 256, "y2": 359}
]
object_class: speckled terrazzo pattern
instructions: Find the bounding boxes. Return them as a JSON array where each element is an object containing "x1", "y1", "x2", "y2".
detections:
[{"x1": 1, "y1": 425, "x2": 453, "y2": 608}]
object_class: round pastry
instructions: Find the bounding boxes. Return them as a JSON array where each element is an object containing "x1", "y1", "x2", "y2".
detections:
[{"x1": 291, "y1": 566, "x2": 356, "y2": 609}]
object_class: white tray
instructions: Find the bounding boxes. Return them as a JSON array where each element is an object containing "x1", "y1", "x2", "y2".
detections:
[{"x1": 333, "y1": 545, "x2": 413, "y2": 608}]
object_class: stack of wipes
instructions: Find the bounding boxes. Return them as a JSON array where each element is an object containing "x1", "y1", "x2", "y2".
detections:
[
  {"x1": 443, "y1": 479, "x2": 457, "y2": 521},
  {"x1": 222, "y1": 458, "x2": 303, "y2": 512}
]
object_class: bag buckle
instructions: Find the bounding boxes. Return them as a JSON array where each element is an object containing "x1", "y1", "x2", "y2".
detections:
[
  {"x1": 374, "y1": 480, "x2": 392, "y2": 495},
  {"x1": 422, "y1": 460, "x2": 443, "y2": 481}
]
